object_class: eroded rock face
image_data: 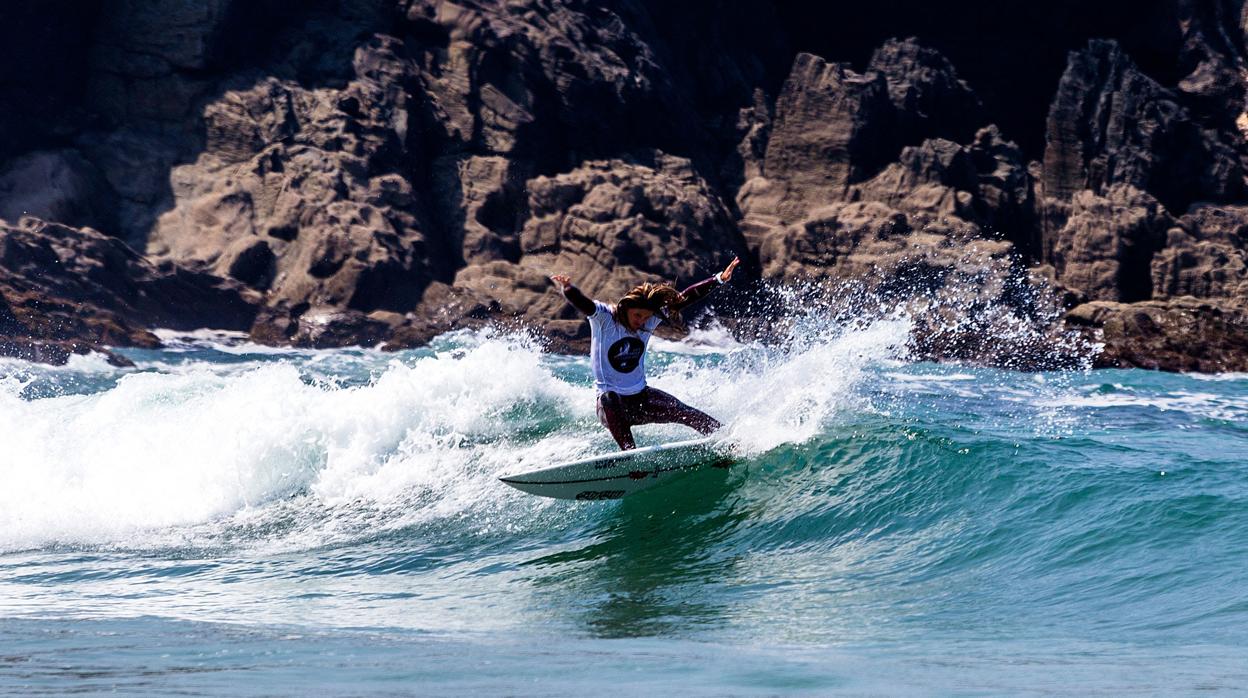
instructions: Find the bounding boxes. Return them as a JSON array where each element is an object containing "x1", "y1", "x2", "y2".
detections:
[
  {"x1": 4, "y1": 3, "x2": 1248, "y2": 372},
  {"x1": 1048, "y1": 185, "x2": 1174, "y2": 303},
  {"x1": 739, "y1": 53, "x2": 893, "y2": 229},
  {"x1": 146, "y1": 37, "x2": 435, "y2": 346},
  {"x1": 452, "y1": 152, "x2": 748, "y2": 327},
  {"x1": 1153, "y1": 204, "x2": 1248, "y2": 302},
  {"x1": 739, "y1": 38, "x2": 996, "y2": 245},
  {"x1": 1042, "y1": 39, "x2": 1245, "y2": 213},
  {"x1": 849, "y1": 126, "x2": 1034, "y2": 244}
]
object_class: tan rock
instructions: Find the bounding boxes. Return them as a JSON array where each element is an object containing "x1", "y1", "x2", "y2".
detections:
[
  {"x1": 454, "y1": 153, "x2": 746, "y2": 324},
  {"x1": 1049, "y1": 185, "x2": 1172, "y2": 302},
  {"x1": 1066, "y1": 298, "x2": 1248, "y2": 372}
]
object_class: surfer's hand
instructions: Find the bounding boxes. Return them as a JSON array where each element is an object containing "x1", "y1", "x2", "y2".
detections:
[
  {"x1": 550, "y1": 274, "x2": 573, "y2": 292},
  {"x1": 718, "y1": 257, "x2": 740, "y2": 283}
]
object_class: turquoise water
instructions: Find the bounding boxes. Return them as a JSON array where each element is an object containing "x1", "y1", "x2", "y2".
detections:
[{"x1": 1, "y1": 320, "x2": 1246, "y2": 695}]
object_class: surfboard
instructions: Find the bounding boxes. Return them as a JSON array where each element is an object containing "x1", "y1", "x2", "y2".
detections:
[{"x1": 499, "y1": 437, "x2": 731, "y2": 500}]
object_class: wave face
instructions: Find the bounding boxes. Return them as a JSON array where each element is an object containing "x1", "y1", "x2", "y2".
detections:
[{"x1": 2, "y1": 318, "x2": 1247, "y2": 693}]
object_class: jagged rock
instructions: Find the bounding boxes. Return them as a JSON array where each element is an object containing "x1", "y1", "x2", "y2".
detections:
[
  {"x1": 724, "y1": 87, "x2": 773, "y2": 193},
  {"x1": 5, "y1": 2, "x2": 1248, "y2": 374},
  {"x1": 431, "y1": 154, "x2": 528, "y2": 267},
  {"x1": 759, "y1": 201, "x2": 912, "y2": 280},
  {"x1": 840, "y1": 125, "x2": 1036, "y2": 256},
  {"x1": 738, "y1": 53, "x2": 894, "y2": 230},
  {"x1": 740, "y1": 39, "x2": 990, "y2": 244},
  {"x1": 866, "y1": 37, "x2": 984, "y2": 148},
  {"x1": 148, "y1": 37, "x2": 435, "y2": 347},
  {"x1": 1175, "y1": 0, "x2": 1247, "y2": 115},
  {"x1": 762, "y1": 199, "x2": 1017, "y2": 294},
  {"x1": 1067, "y1": 298, "x2": 1248, "y2": 372},
  {"x1": 452, "y1": 152, "x2": 747, "y2": 326},
  {"x1": 1042, "y1": 39, "x2": 1245, "y2": 213},
  {"x1": 849, "y1": 138, "x2": 978, "y2": 226},
  {"x1": 0, "y1": 217, "x2": 257, "y2": 363},
  {"x1": 1152, "y1": 204, "x2": 1248, "y2": 301},
  {"x1": 405, "y1": 0, "x2": 693, "y2": 162},
  {"x1": 1048, "y1": 185, "x2": 1174, "y2": 302}
]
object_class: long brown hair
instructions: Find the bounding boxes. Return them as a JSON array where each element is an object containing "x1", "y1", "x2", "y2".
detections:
[{"x1": 615, "y1": 282, "x2": 686, "y2": 328}]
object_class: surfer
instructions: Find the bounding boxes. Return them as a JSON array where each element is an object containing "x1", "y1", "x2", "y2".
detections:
[{"x1": 550, "y1": 257, "x2": 740, "y2": 450}]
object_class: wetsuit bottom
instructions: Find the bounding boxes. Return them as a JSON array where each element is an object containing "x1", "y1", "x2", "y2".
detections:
[{"x1": 596, "y1": 387, "x2": 721, "y2": 450}]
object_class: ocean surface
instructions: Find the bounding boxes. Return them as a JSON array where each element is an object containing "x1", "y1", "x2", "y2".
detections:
[{"x1": 1, "y1": 314, "x2": 1246, "y2": 695}]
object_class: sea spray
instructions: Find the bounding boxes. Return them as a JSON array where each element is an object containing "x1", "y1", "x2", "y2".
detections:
[
  {"x1": 0, "y1": 297, "x2": 916, "y2": 552},
  {"x1": 0, "y1": 279, "x2": 1159, "y2": 556}
]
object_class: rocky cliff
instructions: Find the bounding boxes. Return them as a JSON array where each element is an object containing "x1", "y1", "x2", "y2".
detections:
[{"x1": 1, "y1": 0, "x2": 1246, "y2": 371}]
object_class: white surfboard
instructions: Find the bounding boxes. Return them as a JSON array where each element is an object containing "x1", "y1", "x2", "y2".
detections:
[{"x1": 499, "y1": 437, "x2": 731, "y2": 500}]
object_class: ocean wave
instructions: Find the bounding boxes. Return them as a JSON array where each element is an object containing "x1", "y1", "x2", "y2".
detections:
[{"x1": 0, "y1": 309, "x2": 914, "y2": 553}]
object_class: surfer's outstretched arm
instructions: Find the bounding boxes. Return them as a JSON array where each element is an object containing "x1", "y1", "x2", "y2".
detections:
[
  {"x1": 674, "y1": 256, "x2": 740, "y2": 312},
  {"x1": 549, "y1": 274, "x2": 597, "y2": 316}
]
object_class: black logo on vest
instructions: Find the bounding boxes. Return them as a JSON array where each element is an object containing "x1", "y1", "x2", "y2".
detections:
[{"x1": 607, "y1": 337, "x2": 645, "y2": 373}]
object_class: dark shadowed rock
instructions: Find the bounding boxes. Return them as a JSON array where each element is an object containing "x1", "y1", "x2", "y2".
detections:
[
  {"x1": 87, "y1": 0, "x2": 233, "y2": 125},
  {"x1": 1042, "y1": 39, "x2": 1245, "y2": 213},
  {"x1": 0, "y1": 0, "x2": 101, "y2": 161},
  {"x1": 1067, "y1": 298, "x2": 1248, "y2": 372},
  {"x1": 1174, "y1": 0, "x2": 1248, "y2": 115},
  {"x1": 0, "y1": 150, "x2": 116, "y2": 233},
  {"x1": 0, "y1": 217, "x2": 258, "y2": 362},
  {"x1": 866, "y1": 37, "x2": 984, "y2": 148},
  {"x1": 721, "y1": 87, "x2": 774, "y2": 199}
]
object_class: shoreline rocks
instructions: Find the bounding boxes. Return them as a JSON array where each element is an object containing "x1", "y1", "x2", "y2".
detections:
[{"x1": 1, "y1": 4, "x2": 1247, "y2": 373}]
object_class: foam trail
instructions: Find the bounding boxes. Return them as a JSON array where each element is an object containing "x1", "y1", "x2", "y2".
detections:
[{"x1": 0, "y1": 334, "x2": 586, "y2": 551}]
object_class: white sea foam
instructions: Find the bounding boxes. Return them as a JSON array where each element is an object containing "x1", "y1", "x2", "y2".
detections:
[
  {"x1": 150, "y1": 328, "x2": 309, "y2": 356},
  {"x1": 0, "y1": 332, "x2": 587, "y2": 552},
  {"x1": 649, "y1": 320, "x2": 744, "y2": 355},
  {"x1": 1038, "y1": 389, "x2": 1248, "y2": 422},
  {"x1": 1186, "y1": 372, "x2": 1248, "y2": 382},
  {"x1": 0, "y1": 350, "x2": 122, "y2": 377},
  {"x1": 650, "y1": 315, "x2": 912, "y2": 454},
  {"x1": 0, "y1": 305, "x2": 916, "y2": 552}
]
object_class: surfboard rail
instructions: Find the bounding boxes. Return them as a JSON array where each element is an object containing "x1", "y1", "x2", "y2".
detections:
[{"x1": 499, "y1": 437, "x2": 729, "y2": 500}]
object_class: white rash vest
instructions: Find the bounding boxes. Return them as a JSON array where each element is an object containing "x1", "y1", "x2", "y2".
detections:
[{"x1": 587, "y1": 301, "x2": 663, "y2": 396}]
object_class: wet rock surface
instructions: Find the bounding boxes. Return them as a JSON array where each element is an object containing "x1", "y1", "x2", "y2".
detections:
[
  {"x1": 0, "y1": 217, "x2": 257, "y2": 363},
  {"x1": 1, "y1": 2, "x2": 1247, "y2": 371}
]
